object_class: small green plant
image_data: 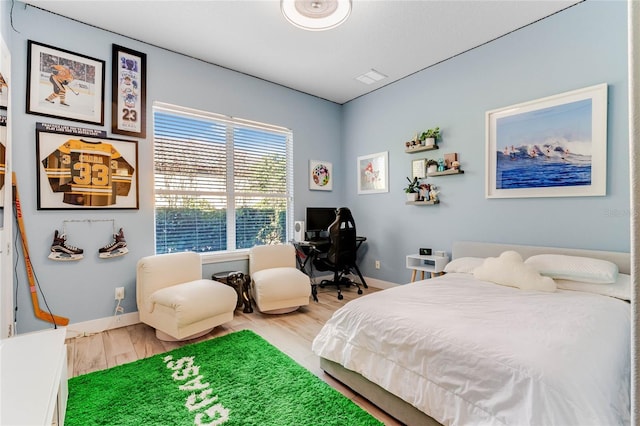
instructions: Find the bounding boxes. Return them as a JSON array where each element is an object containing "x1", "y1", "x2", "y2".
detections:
[
  {"x1": 426, "y1": 159, "x2": 439, "y2": 167},
  {"x1": 404, "y1": 176, "x2": 420, "y2": 193},
  {"x1": 420, "y1": 127, "x2": 441, "y2": 141}
]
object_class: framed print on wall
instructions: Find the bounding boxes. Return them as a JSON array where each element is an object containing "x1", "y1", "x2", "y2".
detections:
[
  {"x1": 112, "y1": 44, "x2": 147, "y2": 138},
  {"x1": 0, "y1": 71, "x2": 7, "y2": 109},
  {"x1": 411, "y1": 158, "x2": 426, "y2": 179},
  {"x1": 26, "y1": 40, "x2": 105, "y2": 126},
  {"x1": 357, "y1": 151, "x2": 389, "y2": 194},
  {"x1": 486, "y1": 83, "x2": 607, "y2": 199},
  {"x1": 36, "y1": 122, "x2": 138, "y2": 210},
  {"x1": 309, "y1": 160, "x2": 332, "y2": 191},
  {"x1": 0, "y1": 116, "x2": 6, "y2": 207}
]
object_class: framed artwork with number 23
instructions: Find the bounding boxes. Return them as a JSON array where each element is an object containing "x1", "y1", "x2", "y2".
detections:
[{"x1": 111, "y1": 44, "x2": 146, "y2": 138}]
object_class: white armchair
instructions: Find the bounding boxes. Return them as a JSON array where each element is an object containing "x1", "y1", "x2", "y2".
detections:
[
  {"x1": 136, "y1": 252, "x2": 237, "y2": 341},
  {"x1": 249, "y1": 244, "x2": 311, "y2": 314}
]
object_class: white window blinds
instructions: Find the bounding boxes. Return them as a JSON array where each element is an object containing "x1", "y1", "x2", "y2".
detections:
[{"x1": 153, "y1": 103, "x2": 293, "y2": 254}]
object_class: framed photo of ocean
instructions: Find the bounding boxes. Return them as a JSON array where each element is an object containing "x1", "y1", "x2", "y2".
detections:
[{"x1": 485, "y1": 83, "x2": 607, "y2": 199}]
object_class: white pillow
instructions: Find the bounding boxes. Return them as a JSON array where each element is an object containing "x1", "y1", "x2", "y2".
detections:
[
  {"x1": 444, "y1": 257, "x2": 485, "y2": 274},
  {"x1": 473, "y1": 251, "x2": 556, "y2": 292},
  {"x1": 525, "y1": 254, "x2": 618, "y2": 284},
  {"x1": 555, "y1": 273, "x2": 631, "y2": 301}
]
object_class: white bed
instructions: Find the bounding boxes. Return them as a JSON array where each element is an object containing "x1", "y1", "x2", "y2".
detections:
[{"x1": 312, "y1": 241, "x2": 631, "y2": 426}]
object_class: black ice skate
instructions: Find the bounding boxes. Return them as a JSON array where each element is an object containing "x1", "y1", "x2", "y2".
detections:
[
  {"x1": 98, "y1": 228, "x2": 129, "y2": 258},
  {"x1": 49, "y1": 230, "x2": 84, "y2": 261}
]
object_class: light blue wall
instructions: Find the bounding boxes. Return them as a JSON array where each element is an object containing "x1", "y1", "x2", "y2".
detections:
[
  {"x1": 7, "y1": 5, "x2": 342, "y2": 333},
  {"x1": 342, "y1": 1, "x2": 629, "y2": 283},
  {"x1": 3, "y1": 1, "x2": 630, "y2": 333}
]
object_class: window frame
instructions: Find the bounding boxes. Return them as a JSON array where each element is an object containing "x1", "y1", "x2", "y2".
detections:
[{"x1": 153, "y1": 101, "x2": 294, "y2": 261}]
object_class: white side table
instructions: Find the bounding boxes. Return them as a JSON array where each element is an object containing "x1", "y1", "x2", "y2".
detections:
[{"x1": 406, "y1": 254, "x2": 449, "y2": 282}]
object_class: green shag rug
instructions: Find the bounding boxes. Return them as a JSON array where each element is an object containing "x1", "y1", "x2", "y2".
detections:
[{"x1": 66, "y1": 330, "x2": 382, "y2": 426}]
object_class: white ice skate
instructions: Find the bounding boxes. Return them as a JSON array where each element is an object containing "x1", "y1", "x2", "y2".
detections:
[
  {"x1": 48, "y1": 230, "x2": 84, "y2": 261},
  {"x1": 98, "y1": 228, "x2": 129, "y2": 258}
]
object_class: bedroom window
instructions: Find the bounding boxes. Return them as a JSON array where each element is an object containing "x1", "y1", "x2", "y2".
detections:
[{"x1": 153, "y1": 102, "x2": 293, "y2": 255}]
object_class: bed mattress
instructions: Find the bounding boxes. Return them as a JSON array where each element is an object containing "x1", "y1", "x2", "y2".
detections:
[{"x1": 312, "y1": 273, "x2": 630, "y2": 425}]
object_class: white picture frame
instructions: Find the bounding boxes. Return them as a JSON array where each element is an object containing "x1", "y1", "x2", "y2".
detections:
[
  {"x1": 309, "y1": 160, "x2": 332, "y2": 191},
  {"x1": 411, "y1": 158, "x2": 426, "y2": 179},
  {"x1": 357, "y1": 151, "x2": 389, "y2": 194},
  {"x1": 486, "y1": 83, "x2": 608, "y2": 199}
]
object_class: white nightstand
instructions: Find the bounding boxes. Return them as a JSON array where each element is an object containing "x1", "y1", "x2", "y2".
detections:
[{"x1": 406, "y1": 254, "x2": 449, "y2": 282}]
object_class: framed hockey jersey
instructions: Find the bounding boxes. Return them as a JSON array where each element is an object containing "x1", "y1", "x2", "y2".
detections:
[{"x1": 36, "y1": 122, "x2": 138, "y2": 209}]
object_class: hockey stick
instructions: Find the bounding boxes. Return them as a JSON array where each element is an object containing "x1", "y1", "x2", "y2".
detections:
[
  {"x1": 12, "y1": 173, "x2": 69, "y2": 326},
  {"x1": 67, "y1": 85, "x2": 80, "y2": 96}
]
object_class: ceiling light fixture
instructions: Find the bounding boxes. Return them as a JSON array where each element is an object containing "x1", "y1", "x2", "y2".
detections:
[{"x1": 281, "y1": 0, "x2": 352, "y2": 31}]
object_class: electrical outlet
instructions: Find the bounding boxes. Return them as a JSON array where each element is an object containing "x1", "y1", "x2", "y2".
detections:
[
  {"x1": 375, "y1": 260, "x2": 380, "y2": 269},
  {"x1": 115, "y1": 287, "x2": 125, "y2": 300}
]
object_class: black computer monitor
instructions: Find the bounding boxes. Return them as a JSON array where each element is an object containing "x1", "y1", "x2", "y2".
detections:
[{"x1": 305, "y1": 207, "x2": 337, "y2": 236}]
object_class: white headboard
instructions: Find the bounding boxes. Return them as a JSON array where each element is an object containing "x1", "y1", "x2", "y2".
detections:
[{"x1": 452, "y1": 241, "x2": 631, "y2": 275}]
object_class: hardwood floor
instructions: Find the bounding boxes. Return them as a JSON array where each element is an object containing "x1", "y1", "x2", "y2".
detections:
[{"x1": 65, "y1": 284, "x2": 404, "y2": 426}]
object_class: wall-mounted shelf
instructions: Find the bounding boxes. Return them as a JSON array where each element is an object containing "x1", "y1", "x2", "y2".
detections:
[
  {"x1": 427, "y1": 169, "x2": 464, "y2": 177},
  {"x1": 405, "y1": 200, "x2": 439, "y2": 206},
  {"x1": 405, "y1": 144, "x2": 439, "y2": 154}
]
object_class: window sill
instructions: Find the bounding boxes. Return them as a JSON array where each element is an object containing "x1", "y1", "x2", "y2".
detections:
[{"x1": 200, "y1": 249, "x2": 250, "y2": 264}]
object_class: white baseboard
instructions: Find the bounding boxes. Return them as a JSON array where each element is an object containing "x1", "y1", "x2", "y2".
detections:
[
  {"x1": 63, "y1": 275, "x2": 397, "y2": 339},
  {"x1": 315, "y1": 273, "x2": 399, "y2": 290},
  {"x1": 64, "y1": 311, "x2": 140, "y2": 338},
  {"x1": 363, "y1": 276, "x2": 400, "y2": 290}
]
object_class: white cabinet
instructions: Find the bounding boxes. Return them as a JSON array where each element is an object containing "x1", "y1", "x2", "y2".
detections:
[
  {"x1": 0, "y1": 328, "x2": 68, "y2": 425},
  {"x1": 406, "y1": 254, "x2": 449, "y2": 282}
]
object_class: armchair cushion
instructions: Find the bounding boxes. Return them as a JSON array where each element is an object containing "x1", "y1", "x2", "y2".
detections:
[
  {"x1": 252, "y1": 267, "x2": 309, "y2": 300},
  {"x1": 150, "y1": 279, "x2": 237, "y2": 327},
  {"x1": 250, "y1": 244, "x2": 297, "y2": 272}
]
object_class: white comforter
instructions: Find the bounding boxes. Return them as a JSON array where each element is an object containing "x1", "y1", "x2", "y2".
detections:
[{"x1": 312, "y1": 273, "x2": 630, "y2": 426}]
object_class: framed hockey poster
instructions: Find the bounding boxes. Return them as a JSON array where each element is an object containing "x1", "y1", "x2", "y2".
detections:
[
  {"x1": 26, "y1": 41, "x2": 105, "y2": 126},
  {"x1": 36, "y1": 122, "x2": 138, "y2": 210},
  {"x1": 0, "y1": 71, "x2": 7, "y2": 110},
  {"x1": 111, "y1": 44, "x2": 146, "y2": 138},
  {"x1": 0, "y1": 115, "x2": 6, "y2": 207}
]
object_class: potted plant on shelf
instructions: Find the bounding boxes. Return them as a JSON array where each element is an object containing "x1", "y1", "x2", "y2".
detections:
[
  {"x1": 420, "y1": 127, "x2": 441, "y2": 147},
  {"x1": 404, "y1": 176, "x2": 420, "y2": 201},
  {"x1": 426, "y1": 159, "x2": 439, "y2": 174}
]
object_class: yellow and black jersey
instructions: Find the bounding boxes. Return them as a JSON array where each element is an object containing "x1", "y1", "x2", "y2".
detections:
[
  {"x1": 42, "y1": 138, "x2": 134, "y2": 207},
  {"x1": 51, "y1": 65, "x2": 73, "y2": 84}
]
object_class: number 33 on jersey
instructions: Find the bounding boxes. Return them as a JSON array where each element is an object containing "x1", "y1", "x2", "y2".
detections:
[{"x1": 42, "y1": 138, "x2": 135, "y2": 207}]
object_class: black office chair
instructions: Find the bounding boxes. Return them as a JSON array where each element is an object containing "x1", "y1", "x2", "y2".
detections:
[{"x1": 313, "y1": 207, "x2": 368, "y2": 300}]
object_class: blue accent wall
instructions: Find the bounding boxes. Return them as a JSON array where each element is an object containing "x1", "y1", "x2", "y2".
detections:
[
  {"x1": 3, "y1": 1, "x2": 629, "y2": 332},
  {"x1": 342, "y1": 1, "x2": 629, "y2": 283},
  {"x1": 7, "y1": 5, "x2": 342, "y2": 333}
]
